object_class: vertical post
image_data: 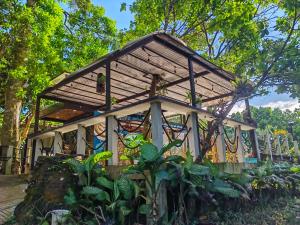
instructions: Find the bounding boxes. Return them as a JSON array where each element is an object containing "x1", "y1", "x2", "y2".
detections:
[
  {"x1": 253, "y1": 131, "x2": 261, "y2": 161},
  {"x1": 54, "y1": 131, "x2": 63, "y2": 154},
  {"x1": 150, "y1": 101, "x2": 167, "y2": 218},
  {"x1": 294, "y1": 141, "x2": 299, "y2": 158},
  {"x1": 236, "y1": 125, "x2": 244, "y2": 163},
  {"x1": 105, "y1": 61, "x2": 111, "y2": 151},
  {"x1": 106, "y1": 116, "x2": 118, "y2": 165},
  {"x1": 21, "y1": 138, "x2": 28, "y2": 173},
  {"x1": 77, "y1": 124, "x2": 86, "y2": 155},
  {"x1": 266, "y1": 132, "x2": 273, "y2": 161},
  {"x1": 25, "y1": 139, "x2": 32, "y2": 174},
  {"x1": 216, "y1": 124, "x2": 226, "y2": 162},
  {"x1": 186, "y1": 113, "x2": 201, "y2": 160},
  {"x1": 244, "y1": 98, "x2": 260, "y2": 161},
  {"x1": 276, "y1": 135, "x2": 283, "y2": 160},
  {"x1": 285, "y1": 135, "x2": 290, "y2": 155},
  {"x1": 105, "y1": 61, "x2": 111, "y2": 111},
  {"x1": 150, "y1": 101, "x2": 164, "y2": 150},
  {"x1": 34, "y1": 139, "x2": 42, "y2": 164},
  {"x1": 31, "y1": 96, "x2": 41, "y2": 169},
  {"x1": 187, "y1": 56, "x2": 202, "y2": 160}
]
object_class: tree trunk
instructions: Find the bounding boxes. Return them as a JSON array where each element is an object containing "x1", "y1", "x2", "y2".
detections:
[{"x1": 1, "y1": 76, "x2": 23, "y2": 174}]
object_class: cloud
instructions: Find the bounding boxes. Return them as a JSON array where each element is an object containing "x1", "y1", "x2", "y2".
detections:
[
  {"x1": 260, "y1": 99, "x2": 300, "y2": 111},
  {"x1": 229, "y1": 101, "x2": 246, "y2": 115},
  {"x1": 229, "y1": 99, "x2": 299, "y2": 115}
]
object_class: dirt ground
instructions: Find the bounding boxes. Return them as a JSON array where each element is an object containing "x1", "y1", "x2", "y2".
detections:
[{"x1": 0, "y1": 175, "x2": 27, "y2": 224}]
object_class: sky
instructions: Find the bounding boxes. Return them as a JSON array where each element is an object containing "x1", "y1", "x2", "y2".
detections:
[{"x1": 94, "y1": 0, "x2": 299, "y2": 114}]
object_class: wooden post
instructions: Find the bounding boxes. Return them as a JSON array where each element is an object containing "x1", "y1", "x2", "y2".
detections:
[
  {"x1": 244, "y1": 98, "x2": 260, "y2": 160},
  {"x1": 294, "y1": 141, "x2": 299, "y2": 157},
  {"x1": 150, "y1": 101, "x2": 167, "y2": 219},
  {"x1": 150, "y1": 101, "x2": 164, "y2": 150},
  {"x1": 186, "y1": 112, "x2": 201, "y2": 160},
  {"x1": 236, "y1": 125, "x2": 244, "y2": 163},
  {"x1": 276, "y1": 135, "x2": 283, "y2": 160},
  {"x1": 266, "y1": 132, "x2": 273, "y2": 161},
  {"x1": 77, "y1": 124, "x2": 86, "y2": 155},
  {"x1": 187, "y1": 56, "x2": 202, "y2": 160},
  {"x1": 25, "y1": 139, "x2": 32, "y2": 174},
  {"x1": 216, "y1": 124, "x2": 226, "y2": 162},
  {"x1": 253, "y1": 131, "x2": 261, "y2": 161},
  {"x1": 106, "y1": 115, "x2": 119, "y2": 165},
  {"x1": 54, "y1": 131, "x2": 63, "y2": 154},
  {"x1": 285, "y1": 135, "x2": 290, "y2": 155},
  {"x1": 34, "y1": 139, "x2": 42, "y2": 165}
]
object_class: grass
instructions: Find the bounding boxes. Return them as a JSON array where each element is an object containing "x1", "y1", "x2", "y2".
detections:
[{"x1": 214, "y1": 196, "x2": 300, "y2": 225}]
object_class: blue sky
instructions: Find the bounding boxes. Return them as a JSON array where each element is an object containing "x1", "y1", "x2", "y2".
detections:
[{"x1": 94, "y1": 0, "x2": 298, "y2": 112}]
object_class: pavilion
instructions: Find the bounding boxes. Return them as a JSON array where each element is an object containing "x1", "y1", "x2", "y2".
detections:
[{"x1": 26, "y1": 32, "x2": 259, "y2": 169}]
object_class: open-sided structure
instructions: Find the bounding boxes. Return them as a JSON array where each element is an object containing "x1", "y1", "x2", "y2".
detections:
[{"x1": 26, "y1": 32, "x2": 259, "y2": 171}]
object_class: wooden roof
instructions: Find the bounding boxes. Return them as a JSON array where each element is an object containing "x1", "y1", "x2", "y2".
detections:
[{"x1": 39, "y1": 32, "x2": 236, "y2": 110}]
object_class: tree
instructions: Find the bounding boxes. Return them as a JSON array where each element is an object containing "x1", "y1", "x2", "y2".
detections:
[
  {"x1": 231, "y1": 106, "x2": 300, "y2": 140},
  {"x1": 0, "y1": 0, "x2": 116, "y2": 173},
  {"x1": 119, "y1": 0, "x2": 299, "y2": 156},
  {"x1": 120, "y1": 0, "x2": 299, "y2": 96}
]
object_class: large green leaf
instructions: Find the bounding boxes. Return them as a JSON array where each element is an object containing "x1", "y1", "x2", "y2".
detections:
[
  {"x1": 93, "y1": 151, "x2": 113, "y2": 162},
  {"x1": 155, "y1": 170, "x2": 169, "y2": 189},
  {"x1": 113, "y1": 182, "x2": 120, "y2": 201},
  {"x1": 140, "y1": 143, "x2": 160, "y2": 161},
  {"x1": 96, "y1": 190, "x2": 111, "y2": 202},
  {"x1": 96, "y1": 177, "x2": 114, "y2": 190},
  {"x1": 117, "y1": 176, "x2": 134, "y2": 200},
  {"x1": 211, "y1": 179, "x2": 241, "y2": 198},
  {"x1": 65, "y1": 158, "x2": 85, "y2": 173},
  {"x1": 213, "y1": 186, "x2": 240, "y2": 198},
  {"x1": 81, "y1": 186, "x2": 103, "y2": 195},
  {"x1": 165, "y1": 155, "x2": 185, "y2": 163},
  {"x1": 64, "y1": 188, "x2": 77, "y2": 206},
  {"x1": 188, "y1": 164, "x2": 210, "y2": 176},
  {"x1": 190, "y1": 174, "x2": 204, "y2": 187}
]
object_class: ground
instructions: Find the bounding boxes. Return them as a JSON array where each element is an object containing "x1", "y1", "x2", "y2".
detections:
[
  {"x1": 0, "y1": 175, "x2": 27, "y2": 224},
  {"x1": 215, "y1": 196, "x2": 300, "y2": 225}
]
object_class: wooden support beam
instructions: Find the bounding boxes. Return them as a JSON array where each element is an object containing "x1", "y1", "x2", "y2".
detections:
[
  {"x1": 253, "y1": 131, "x2": 261, "y2": 161},
  {"x1": 150, "y1": 102, "x2": 164, "y2": 150},
  {"x1": 106, "y1": 61, "x2": 111, "y2": 111},
  {"x1": 187, "y1": 56, "x2": 202, "y2": 160},
  {"x1": 216, "y1": 124, "x2": 226, "y2": 162},
  {"x1": 77, "y1": 124, "x2": 86, "y2": 155},
  {"x1": 285, "y1": 135, "x2": 290, "y2": 155},
  {"x1": 34, "y1": 139, "x2": 43, "y2": 165},
  {"x1": 150, "y1": 101, "x2": 167, "y2": 218},
  {"x1": 202, "y1": 91, "x2": 234, "y2": 103},
  {"x1": 294, "y1": 141, "x2": 299, "y2": 157},
  {"x1": 236, "y1": 125, "x2": 244, "y2": 163},
  {"x1": 266, "y1": 132, "x2": 273, "y2": 161},
  {"x1": 25, "y1": 139, "x2": 32, "y2": 174},
  {"x1": 187, "y1": 112, "x2": 201, "y2": 160},
  {"x1": 276, "y1": 136, "x2": 283, "y2": 160},
  {"x1": 106, "y1": 115, "x2": 119, "y2": 165},
  {"x1": 114, "y1": 70, "x2": 210, "y2": 106},
  {"x1": 54, "y1": 131, "x2": 63, "y2": 154}
]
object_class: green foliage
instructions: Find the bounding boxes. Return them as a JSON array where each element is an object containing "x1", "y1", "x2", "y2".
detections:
[
  {"x1": 62, "y1": 141, "x2": 300, "y2": 225},
  {"x1": 119, "y1": 0, "x2": 300, "y2": 106},
  {"x1": 231, "y1": 106, "x2": 300, "y2": 140}
]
